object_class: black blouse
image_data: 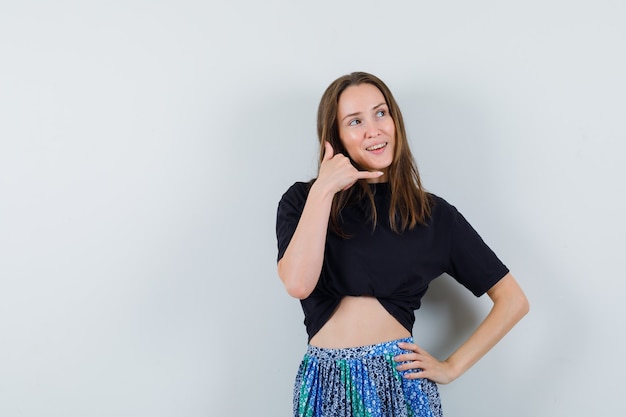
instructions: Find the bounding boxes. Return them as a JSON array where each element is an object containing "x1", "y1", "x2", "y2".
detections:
[{"x1": 276, "y1": 181, "x2": 509, "y2": 341}]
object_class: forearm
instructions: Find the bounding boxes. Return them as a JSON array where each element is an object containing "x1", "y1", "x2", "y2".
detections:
[
  {"x1": 278, "y1": 141, "x2": 384, "y2": 299},
  {"x1": 444, "y1": 273, "x2": 529, "y2": 381},
  {"x1": 278, "y1": 181, "x2": 336, "y2": 299}
]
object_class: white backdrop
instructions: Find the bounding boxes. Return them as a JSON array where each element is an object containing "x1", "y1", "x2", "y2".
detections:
[{"x1": 1, "y1": 1, "x2": 625, "y2": 416}]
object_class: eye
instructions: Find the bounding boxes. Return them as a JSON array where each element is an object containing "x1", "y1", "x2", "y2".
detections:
[
  {"x1": 348, "y1": 119, "x2": 361, "y2": 126},
  {"x1": 376, "y1": 109, "x2": 386, "y2": 117}
]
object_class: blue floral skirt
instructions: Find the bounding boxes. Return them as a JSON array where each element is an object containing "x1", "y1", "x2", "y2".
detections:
[{"x1": 293, "y1": 337, "x2": 442, "y2": 417}]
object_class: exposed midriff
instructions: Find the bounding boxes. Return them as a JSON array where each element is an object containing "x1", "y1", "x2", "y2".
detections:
[{"x1": 308, "y1": 296, "x2": 411, "y2": 348}]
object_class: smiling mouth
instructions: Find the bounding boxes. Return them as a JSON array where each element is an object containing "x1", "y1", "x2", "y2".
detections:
[{"x1": 366, "y1": 142, "x2": 387, "y2": 151}]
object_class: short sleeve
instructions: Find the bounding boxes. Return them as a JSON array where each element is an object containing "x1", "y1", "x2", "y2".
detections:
[
  {"x1": 445, "y1": 204, "x2": 509, "y2": 296},
  {"x1": 276, "y1": 182, "x2": 310, "y2": 262}
]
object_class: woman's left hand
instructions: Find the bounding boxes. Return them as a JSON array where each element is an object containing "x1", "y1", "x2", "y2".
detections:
[
  {"x1": 394, "y1": 274, "x2": 529, "y2": 386},
  {"x1": 394, "y1": 342, "x2": 457, "y2": 385}
]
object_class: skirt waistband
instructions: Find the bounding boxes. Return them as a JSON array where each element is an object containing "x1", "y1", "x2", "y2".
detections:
[{"x1": 305, "y1": 337, "x2": 413, "y2": 361}]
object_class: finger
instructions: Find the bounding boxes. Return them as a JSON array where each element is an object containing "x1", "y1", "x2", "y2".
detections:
[
  {"x1": 393, "y1": 353, "x2": 419, "y2": 363},
  {"x1": 322, "y1": 141, "x2": 334, "y2": 162},
  {"x1": 355, "y1": 170, "x2": 384, "y2": 180},
  {"x1": 394, "y1": 342, "x2": 423, "y2": 362},
  {"x1": 402, "y1": 369, "x2": 427, "y2": 380},
  {"x1": 341, "y1": 170, "x2": 382, "y2": 191},
  {"x1": 395, "y1": 360, "x2": 423, "y2": 371},
  {"x1": 397, "y1": 342, "x2": 421, "y2": 352}
]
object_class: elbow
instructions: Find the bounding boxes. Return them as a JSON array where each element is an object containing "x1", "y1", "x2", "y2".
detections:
[
  {"x1": 489, "y1": 274, "x2": 530, "y2": 323},
  {"x1": 278, "y1": 261, "x2": 314, "y2": 300},
  {"x1": 519, "y1": 293, "x2": 530, "y2": 319},
  {"x1": 284, "y1": 283, "x2": 313, "y2": 300},
  {"x1": 511, "y1": 290, "x2": 530, "y2": 322}
]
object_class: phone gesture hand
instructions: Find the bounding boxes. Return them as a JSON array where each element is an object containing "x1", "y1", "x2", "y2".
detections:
[{"x1": 318, "y1": 141, "x2": 383, "y2": 193}]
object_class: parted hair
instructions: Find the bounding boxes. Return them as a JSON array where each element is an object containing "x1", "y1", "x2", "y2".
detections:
[{"x1": 316, "y1": 72, "x2": 432, "y2": 235}]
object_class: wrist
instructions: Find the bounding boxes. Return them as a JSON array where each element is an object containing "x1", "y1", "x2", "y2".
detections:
[
  {"x1": 310, "y1": 179, "x2": 339, "y2": 201},
  {"x1": 443, "y1": 358, "x2": 464, "y2": 383}
]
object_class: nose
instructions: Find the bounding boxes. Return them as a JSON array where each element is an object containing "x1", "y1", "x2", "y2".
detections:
[{"x1": 365, "y1": 120, "x2": 380, "y2": 138}]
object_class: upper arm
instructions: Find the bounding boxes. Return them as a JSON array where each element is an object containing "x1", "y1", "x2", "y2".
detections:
[
  {"x1": 486, "y1": 272, "x2": 530, "y2": 314},
  {"x1": 276, "y1": 183, "x2": 308, "y2": 262}
]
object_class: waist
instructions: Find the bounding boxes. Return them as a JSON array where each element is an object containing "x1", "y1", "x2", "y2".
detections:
[
  {"x1": 309, "y1": 296, "x2": 411, "y2": 348},
  {"x1": 306, "y1": 337, "x2": 414, "y2": 360}
]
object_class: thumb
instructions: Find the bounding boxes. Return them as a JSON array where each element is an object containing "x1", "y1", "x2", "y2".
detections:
[{"x1": 323, "y1": 141, "x2": 334, "y2": 162}]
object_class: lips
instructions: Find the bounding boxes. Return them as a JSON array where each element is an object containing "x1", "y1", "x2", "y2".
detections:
[{"x1": 366, "y1": 142, "x2": 387, "y2": 151}]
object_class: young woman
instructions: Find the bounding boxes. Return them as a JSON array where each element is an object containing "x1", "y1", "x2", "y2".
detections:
[{"x1": 276, "y1": 72, "x2": 529, "y2": 417}]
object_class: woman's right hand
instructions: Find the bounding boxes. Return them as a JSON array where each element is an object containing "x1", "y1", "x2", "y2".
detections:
[
  {"x1": 316, "y1": 141, "x2": 383, "y2": 194},
  {"x1": 278, "y1": 141, "x2": 383, "y2": 299}
]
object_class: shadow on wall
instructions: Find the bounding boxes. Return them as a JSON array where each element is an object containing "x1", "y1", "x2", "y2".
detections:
[
  {"x1": 397, "y1": 84, "x2": 504, "y2": 359},
  {"x1": 416, "y1": 274, "x2": 488, "y2": 357}
]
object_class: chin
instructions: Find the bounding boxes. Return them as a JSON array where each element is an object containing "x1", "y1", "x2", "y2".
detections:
[{"x1": 370, "y1": 160, "x2": 393, "y2": 171}]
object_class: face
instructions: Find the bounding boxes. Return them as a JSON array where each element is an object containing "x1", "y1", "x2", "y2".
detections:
[{"x1": 337, "y1": 83, "x2": 395, "y2": 183}]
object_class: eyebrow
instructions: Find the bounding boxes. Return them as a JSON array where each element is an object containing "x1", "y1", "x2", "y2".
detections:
[{"x1": 341, "y1": 102, "x2": 388, "y2": 122}]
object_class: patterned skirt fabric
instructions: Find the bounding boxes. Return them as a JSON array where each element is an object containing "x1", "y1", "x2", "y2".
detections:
[{"x1": 293, "y1": 337, "x2": 442, "y2": 417}]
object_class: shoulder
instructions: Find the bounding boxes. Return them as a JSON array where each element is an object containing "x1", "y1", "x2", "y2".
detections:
[
  {"x1": 282, "y1": 181, "x2": 311, "y2": 197},
  {"x1": 277, "y1": 181, "x2": 314, "y2": 215},
  {"x1": 427, "y1": 193, "x2": 459, "y2": 220},
  {"x1": 279, "y1": 181, "x2": 312, "y2": 204}
]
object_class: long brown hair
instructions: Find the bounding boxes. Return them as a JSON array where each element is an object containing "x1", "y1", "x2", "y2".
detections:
[{"x1": 316, "y1": 72, "x2": 431, "y2": 234}]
